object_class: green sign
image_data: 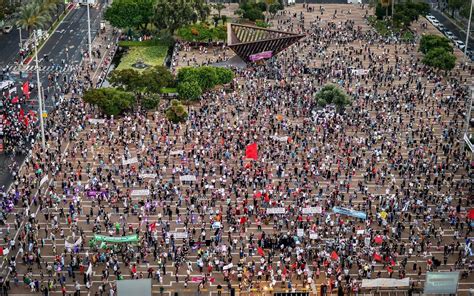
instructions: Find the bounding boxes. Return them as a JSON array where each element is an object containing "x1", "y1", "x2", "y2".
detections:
[{"x1": 93, "y1": 234, "x2": 139, "y2": 243}]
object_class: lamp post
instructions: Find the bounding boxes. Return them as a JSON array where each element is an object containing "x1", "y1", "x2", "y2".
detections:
[
  {"x1": 87, "y1": 0, "x2": 92, "y2": 62},
  {"x1": 33, "y1": 30, "x2": 46, "y2": 148},
  {"x1": 464, "y1": 0, "x2": 473, "y2": 61}
]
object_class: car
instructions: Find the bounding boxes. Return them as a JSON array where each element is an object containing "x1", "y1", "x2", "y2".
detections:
[
  {"x1": 445, "y1": 31, "x2": 455, "y2": 40},
  {"x1": 438, "y1": 24, "x2": 446, "y2": 32},
  {"x1": 2, "y1": 26, "x2": 12, "y2": 33},
  {"x1": 454, "y1": 40, "x2": 465, "y2": 50},
  {"x1": 431, "y1": 20, "x2": 441, "y2": 27},
  {"x1": 426, "y1": 14, "x2": 435, "y2": 21}
]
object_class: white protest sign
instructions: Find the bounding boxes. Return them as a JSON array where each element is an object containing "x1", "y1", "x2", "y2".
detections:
[
  {"x1": 223, "y1": 263, "x2": 233, "y2": 270},
  {"x1": 170, "y1": 150, "x2": 184, "y2": 156},
  {"x1": 131, "y1": 189, "x2": 150, "y2": 196},
  {"x1": 302, "y1": 206, "x2": 322, "y2": 214},
  {"x1": 357, "y1": 230, "x2": 365, "y2": 235},
  {"x1": 180, "y1": 175, "x2": 197, "y2": 182},
  {"x1": 266, "y1": 207, "x2": 286, "y2": 214},
  {"x1": 88, "y1": 118, "x2": 106, "y2": 124},
  {"x1": 309, "y1": 233, "x2": 318, "y2": 240},
  {"x1": 39, "y1": 175, "x2": 49, "y2": 187},
  {"x1": 297, "y1": 229, "x2": 304, "y2": 237},
  {"x1": 271, "y1": 136, "x2": 288, "y2": 142},
  {"x1": 139, "y1": 173, "x2": 157, "y2": 179},
  {"x1": 168, "y1": 232, "x2": 188, "y2": 239},
  {"x1": 122, "y1": 157, "x2": 138, "y2": 166}
]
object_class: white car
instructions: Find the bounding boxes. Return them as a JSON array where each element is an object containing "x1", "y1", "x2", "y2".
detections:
[
  {"x1": 2, "y1": 26, "x2": 12, "y2": 33},
  {"x1": 431, "y1": 20, "x2": 441, "y2": 27},
  {"x1": 445, "y1": 31, "x2": 455, "y2": 40},
  {"x1": 454, "y1": 40, "x2": 465, "y2": 50},
  {"x1": 426, "y1": 15, "x2": 436, "y2": 22}
]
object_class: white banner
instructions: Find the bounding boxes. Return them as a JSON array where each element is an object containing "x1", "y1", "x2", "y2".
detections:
[
  {"x1": 357, "y1": 230, "x2": 365, "y2": 235},
  {"x1": 131, "y1": 189, "x2": 150, "y2": 196},
  {"x1": 223, "y1": 263, "x2": 233, "y2": 270},
  {"x1": 168, "y1": 232, "x2": 188, "y2": 239},
  {"x1": 351, "y1": 69, "x2": 369, "y2": 76},
  {"x1": 297, "y1": 229, "x2": 304, "y2": 237},
  {"x1": 180, "y1": 175, "x2": 197, "y2": 182},
  {"x1": 302, "y1": 206, "x2": 322, "y2": 214},
  {"x1": 266, "y1": 207, "x2": 286, "y2": 214},
  {"x1": 309, "y1": 233, "x2": 318, "y2": 239},
  {"x1": 170, "y1": 150, "x2": 184, "y2": 156},
  {"x1": 88, "y1": 118, "x2": 106, "y2": 124},
  {"x1": 122, "y1": 157, "x2": 138, "y2": 166},
  {"x1": 271, "y1": 136, "x2": 288, "y2": 142},
  {"x1": 65, "y1": 237, "x2": 82, "y2": 249},
  {"x1": 139, "y1": 173, "x2": 157, "y2": 179},
  {"x1": 39, "y1": 175, "x2": 49, "y2": 187},
  {"x1": 362, "y1": 278, "x2": 410, "y2": 288}
]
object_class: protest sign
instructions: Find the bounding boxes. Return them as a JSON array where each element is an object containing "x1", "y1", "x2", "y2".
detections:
[{"x1": 266, "y1": 208, "x2": 286, "y2": 214}]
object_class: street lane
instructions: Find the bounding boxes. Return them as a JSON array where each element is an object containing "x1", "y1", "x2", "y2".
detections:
[{"x1": 0, "y1": 29, "x2": 20, "y2": 69}]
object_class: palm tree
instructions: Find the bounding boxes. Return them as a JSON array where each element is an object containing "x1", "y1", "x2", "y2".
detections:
[{"x1": 15, "y1": 0, "x2": 51, "y2": 148}]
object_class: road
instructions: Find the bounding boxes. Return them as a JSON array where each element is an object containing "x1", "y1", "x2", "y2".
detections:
[
  {"x1": 0, "y1": 2, "x2": 106, "y2": 191},
  {"x1": 425, "y1": 0, "x2": 474, "y2": 50}
]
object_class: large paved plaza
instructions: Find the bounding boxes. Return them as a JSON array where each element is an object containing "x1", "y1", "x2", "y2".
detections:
[{"x1": 0, "y1": 3, "x2": 473, "y2": 296}]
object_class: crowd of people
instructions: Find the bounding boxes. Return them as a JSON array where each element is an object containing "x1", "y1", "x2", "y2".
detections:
[{"x1": 0, "y1": 3, "x2": 472, "y2": 296}]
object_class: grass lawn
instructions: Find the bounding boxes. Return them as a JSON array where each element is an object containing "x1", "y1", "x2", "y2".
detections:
[
  {"x1": 116, "y1": 45, "x2": 168, "y2": 71},
  {"x1": 160, "y1": 87, "x2": 177, "y2": 94}
]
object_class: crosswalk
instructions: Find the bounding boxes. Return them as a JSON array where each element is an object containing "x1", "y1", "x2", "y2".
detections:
[{"x1": 3, "y1": 63, "x2": 79, "y2": 73}]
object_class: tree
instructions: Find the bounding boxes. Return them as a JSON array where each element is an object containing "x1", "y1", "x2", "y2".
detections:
[
  {"x1": 178, "y1": 81, "x2": 202, "y2": 101},
  {"x1": 141, "y1": 94, "x2": 160, "y2": 110},
  {"x1": 141, "y1": 66, "x2": 174, "y2": 94},
  {"x1": 153, "y1": 0, "x2": 210, "y2": 34},
  {"x1": 215, "y1": 67, "x2": 234, "y2": 85},
  {"x1": 269, "y1": 3, "x2": 283, "y2": 19},
  {"x1": 419, "y1": 34, "x2": 452, "y2": 54},
  {"x1": 165, "y1": 99, "x2": 188, "y2": 123},
  {"x1": 315, "y1": 84, "x2": 351, "y2": 113},
  {"x1": 83, "y1": 88, "x2": 135, "y2": 116},
  {"x1": 447, "y1": 0, "x2": 464, "y2": 17},
  {"x1": 108, "y1": 68, "x2": 143, "y2": 92},
  {"x1": 460, "y1": 2, "x2": 472, "y2": 19},
  {"x1": 104, "y1": 0, "x2": 154, "y2": 31},
  {"x1": 212, "y1": 2, "x2": 225, "y2": 18},
  {"x1": 422, "y1": 47, "x2": 456, "y2": 71},
  {"x1": 15, "y1": 0, "x2": 51, "y2": 36}
]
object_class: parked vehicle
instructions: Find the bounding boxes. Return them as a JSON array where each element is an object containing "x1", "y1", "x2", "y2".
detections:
[
  {"x1": 454, "y1": 40, "x2": 465, "y2": 50},
  {"x1": 2, "y1": 26, "x2": 13, "y2": 33},
  {"x1": 445, "y1": 31, "x2": 455, "y2": 40}
]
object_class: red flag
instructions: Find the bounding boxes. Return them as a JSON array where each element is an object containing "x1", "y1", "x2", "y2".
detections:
[
  {"x1": 24, "y1": 117, "x2": 29, "y2": 127},
  {"x1": 245, "y1": 143, "x2": 258, "y2": 160},
  {"x1": 22, "y1": 81, "x2": 29, "y2": 99},
  {"x1": 0, "y1": 247, "x2": 3, "y2": 256},
  {"x1": 240, "y1": 216, "x2": 246, "y2": 225},
  {"x1": 257, "y1": 247, "x2": 264, "y2": 256},
  {"x1": 468, "y1": 209, "x2": 474, "y2": 220},
  {"x1": 374, "y1": 235, "x2": 383, "y2": 245},
  {"x1": 373, "y1": 253, "x2": 382, "y2": 262},
  {"x1": 330, "y1": 251, "x2": 339, "y2": 260},
  {"x1": 150, "y1": 222, "x2": 156, "y2": 231},
  {"x1": 11, "y1": 96, "x2": 19, "y2": 104},
  {"x1": 18, "y1": 108, "x2": 24, "y2": 120}
]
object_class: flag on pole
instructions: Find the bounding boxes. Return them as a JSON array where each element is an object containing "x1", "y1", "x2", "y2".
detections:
[
  {"x1": 245, "y1": 143, "x2": 258, "y2": 160},
  {"x1": 22, "y1": 81, "x2": 29, "y2": 99}
]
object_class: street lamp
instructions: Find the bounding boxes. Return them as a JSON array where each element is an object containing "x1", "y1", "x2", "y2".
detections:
[
  {"x1": 33, "y1": 30, "x2": 46, "y2": 148},
  {"x1": 464, "y1": 0, "x2": 473, "y2": 60},
  {"x1": 87, "y1": 0, "x2": 92, "y2": 63}
]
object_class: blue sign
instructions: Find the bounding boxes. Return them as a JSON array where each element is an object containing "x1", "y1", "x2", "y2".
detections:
[{"x1": 332, "y1": 206, "x2": 367, "y2": 220}]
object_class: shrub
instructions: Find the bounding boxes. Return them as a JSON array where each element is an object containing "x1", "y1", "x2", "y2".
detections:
[
  {"x1": 177, "y1": 23, "x2": 227, "y2": 42},
  {"x1": 215, "y1": 67, "x2": 234, "y2": 85},
  {"x1": 178, "y1": 81, "x2": 202, "y2": 101},
  {"x1": 244, "y1": 8, "x2": 264, "y2": 21},
  {"x1": 315, "y1": 84, "x2": 351, "y2": 113},
  {"x1": 141, "y1": 94, "x2": 160, "y2": 110},
  {"x1": 422, "y1": 47, "x2": 456, "y2": 71},
  {"x1": 165, "y1": 99, "x2": 188, "y2": 124},
  {"x1": 255, "y1": 20, "x2": 270, "y2": 28},
  {"x1": 419, "y1": 34, "x2": 452, "y2": 54},
  {"x1": 83, "y1": 88, "x2": 135, "y2": 116}
]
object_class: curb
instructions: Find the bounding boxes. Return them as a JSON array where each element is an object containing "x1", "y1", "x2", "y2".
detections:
[{"x1": 23, "y1": 3, "x2": 77, "y2": 67}]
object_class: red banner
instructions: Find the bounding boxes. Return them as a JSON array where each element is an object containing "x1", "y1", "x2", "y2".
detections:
[{"x1": 245, "y1": 143, "x2": 258, "y2": 160}]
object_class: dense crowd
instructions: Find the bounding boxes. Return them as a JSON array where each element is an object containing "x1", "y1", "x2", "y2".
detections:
[{"x1": 0, "y1": 4, "x2": 472, "y2": 296}]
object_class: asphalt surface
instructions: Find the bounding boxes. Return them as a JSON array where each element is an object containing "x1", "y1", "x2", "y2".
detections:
[{"x1": 0, "y1": 3, "x2": 105, "y2": 191}]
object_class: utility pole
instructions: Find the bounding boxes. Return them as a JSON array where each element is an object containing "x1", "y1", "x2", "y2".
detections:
[
  {"x1": 18, "y1": 27, "x2": 22, "y2": 49},
  {"x1": 34, "y1": 31, "x2": 46, "y2": 148},
  {"x1": 87, "y1": 0, "x2": 92, "y2": 62},
  {"x1": 464, "y1": 0, "x2": 473, "y2": 61}
]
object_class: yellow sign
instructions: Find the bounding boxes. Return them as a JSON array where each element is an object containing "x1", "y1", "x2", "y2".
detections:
[{"x1": 42, "y1": 112, "x2": 48, "y2": 118}]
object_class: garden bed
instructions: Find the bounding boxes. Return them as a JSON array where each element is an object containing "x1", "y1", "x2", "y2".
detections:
[{"x1": 116, "y1": 45, "x2": 168, "y2": 71}]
